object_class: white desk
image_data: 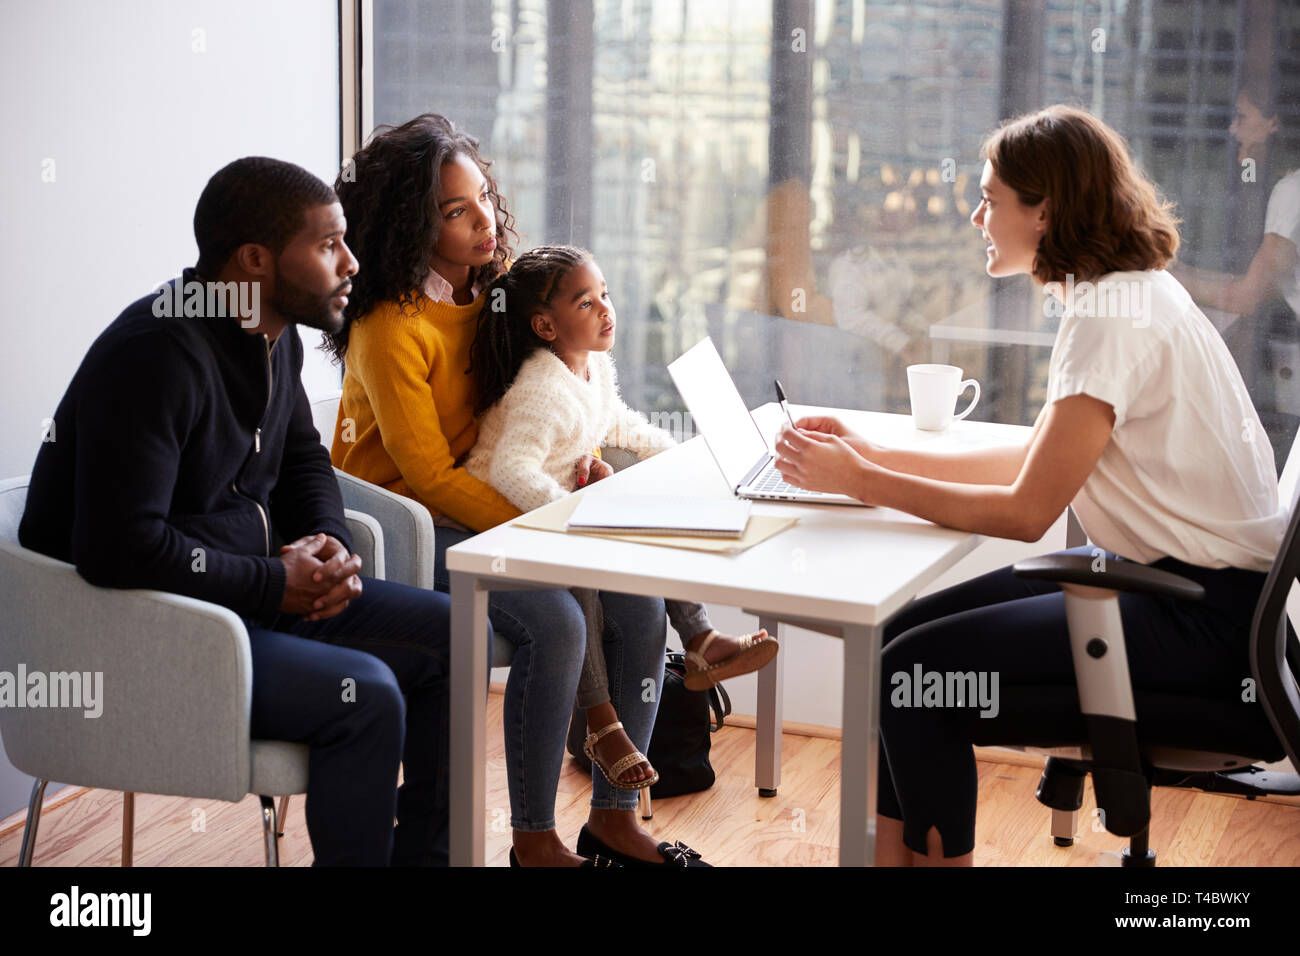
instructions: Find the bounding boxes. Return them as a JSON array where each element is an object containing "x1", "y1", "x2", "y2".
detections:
[{"x1": 448, "y1": 403, "x2": 1033, "y2": 866}]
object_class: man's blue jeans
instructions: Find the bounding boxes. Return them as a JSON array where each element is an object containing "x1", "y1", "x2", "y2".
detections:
[{"x1": 242, "y1": 576, "x2": 450, "y2": 866}]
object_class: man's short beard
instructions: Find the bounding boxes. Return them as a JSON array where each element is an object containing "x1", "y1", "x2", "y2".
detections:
[{"x1": 270, "y1": 268, "x2": 346, "y2": 334}]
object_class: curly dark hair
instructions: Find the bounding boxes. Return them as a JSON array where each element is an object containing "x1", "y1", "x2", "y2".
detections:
[
  {"x1": 468, "y1": 244, "x2": 593, "y2": 416},
  {"x1": 322, "y1": 113, "x2": 517, "y2": 364},
  {"x1": 981, "y1": 105, "x2": 1180, "y2": 285}
]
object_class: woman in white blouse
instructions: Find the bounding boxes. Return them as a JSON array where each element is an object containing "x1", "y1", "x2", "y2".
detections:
[
  {"x1": 1176, "y1": 82, "x2": 1299, "y2": 323},
  {"x1": 774, "y1": 105, "x2": 1289, "y2": 867}
]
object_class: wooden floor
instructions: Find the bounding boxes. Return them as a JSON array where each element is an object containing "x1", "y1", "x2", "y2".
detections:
[{"x1": 5, "y1": 689, "x2": 1300, "y2": 866}]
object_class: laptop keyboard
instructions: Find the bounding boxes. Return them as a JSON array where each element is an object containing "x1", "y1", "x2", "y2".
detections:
[{"x1": 751, "y1": 465, "x2": 833, "y2": 497}]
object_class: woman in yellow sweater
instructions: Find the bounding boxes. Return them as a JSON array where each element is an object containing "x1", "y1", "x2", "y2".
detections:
[{"x1": 324, "y1": 114, "x2": 710, "y2": 867}]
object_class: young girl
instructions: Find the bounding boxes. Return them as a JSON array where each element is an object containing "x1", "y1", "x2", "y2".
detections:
[{"x1": 464, "y1": 244, "x2": 780, "y2": 790}]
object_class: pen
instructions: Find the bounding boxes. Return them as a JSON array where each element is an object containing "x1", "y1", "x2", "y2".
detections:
[{"x1": 775, "y1": 379, "x2": 797, "y2": 429}]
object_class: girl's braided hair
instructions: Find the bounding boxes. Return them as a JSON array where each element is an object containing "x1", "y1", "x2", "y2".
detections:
[{"x1": 468, "y1": 244, "x2": 592, "y2": 416}]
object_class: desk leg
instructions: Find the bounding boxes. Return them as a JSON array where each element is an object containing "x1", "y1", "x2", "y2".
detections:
[
  {"x1": 755, "y1": 617, "x2": 784, "y2": 796},
  {"x1": 840, "y1": 623, "x2": 881, "y2": 866},
  {"x1": 450, "y1": 571, "x2": 490, "y2": 867}
]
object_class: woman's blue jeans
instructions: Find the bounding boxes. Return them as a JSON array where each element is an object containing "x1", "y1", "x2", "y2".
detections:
[{"x1": 434, "y1": 526, "x2": 667, "y2": 828}]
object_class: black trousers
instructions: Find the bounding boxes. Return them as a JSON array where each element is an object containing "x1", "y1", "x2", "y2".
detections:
[
  {"x1": 875, "y1": 545, "x2": 1269, "y2": 858},
  {"x1": 242, "y1": 577, "x2": 451, "y2": 866}
]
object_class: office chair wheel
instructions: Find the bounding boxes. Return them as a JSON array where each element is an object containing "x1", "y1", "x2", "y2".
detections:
[
  {"x1": 1121, "y1": 846, "x2": 1157, "y2": 867},
  {"x1": 759, "y1": 787, "x2": 777, "y2": 797}
]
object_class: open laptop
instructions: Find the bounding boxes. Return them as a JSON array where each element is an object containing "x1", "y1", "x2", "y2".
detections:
[{"x1": 667, "y1": 337, "x2": 871, "y2": 507}]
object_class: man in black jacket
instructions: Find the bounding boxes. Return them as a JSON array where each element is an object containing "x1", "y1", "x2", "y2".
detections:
[{"x1": 20, "y1": 157, "x2": 452, "y2": 866}]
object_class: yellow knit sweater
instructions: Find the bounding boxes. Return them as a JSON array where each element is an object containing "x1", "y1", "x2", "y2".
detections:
[{"x1": 330, "y1": 293, "x2": 521, "y2": 533}]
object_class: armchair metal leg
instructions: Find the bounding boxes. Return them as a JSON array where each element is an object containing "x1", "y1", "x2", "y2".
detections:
[
  {"x1": 18, "y1": 779, "x2": 48, "y2": 867},
  {"x1": 121, "y1": 792, "x2": 135, "y2": 867},
  {"x1": 276, "y1": 795, "x2": 290, "y2": 838},
  {"x1": 259, "y1": 796, "x2": 280, "y2": 867},
  {"x1": 1050, "y1": 808, "x2": 1077, "y2": 847}
]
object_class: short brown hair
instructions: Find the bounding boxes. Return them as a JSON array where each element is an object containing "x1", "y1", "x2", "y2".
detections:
[{"x1": 980, "y1": 105, "x2": 1180, "y2": 284}]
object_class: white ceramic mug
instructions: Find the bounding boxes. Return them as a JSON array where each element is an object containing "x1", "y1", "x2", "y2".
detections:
[{"x1": 907, "y1": 364, "x2": 980, "y2": 431}]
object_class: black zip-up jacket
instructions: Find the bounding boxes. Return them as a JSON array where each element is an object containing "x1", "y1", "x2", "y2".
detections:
[{"x1": 19, "y1": 270, "x2": 353, "y2": 623}]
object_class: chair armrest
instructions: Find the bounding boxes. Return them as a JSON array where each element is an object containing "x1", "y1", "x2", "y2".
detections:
[
  {"x1": 344, "y1": 508, "x2": 386, "y2": 580},
  {"x1": 1013, "y1": 554, "x2": 1204, "y2": 602},
  {"x1": 0, "y1": 540, "x2": 253, "y2": 802},
  {"x1": 334, "y1": 468, "x2": 435, "y2": 590},
  {"x1": 1015, "y1": 553, "x2": 1172, "y2": 838},
  {"x1": 599, "y1": 446, "x2": 639, "y2": 473}
]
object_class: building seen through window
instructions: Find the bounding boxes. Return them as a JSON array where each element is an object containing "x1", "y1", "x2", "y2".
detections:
[{"x1": 372, "y1": 0, "x2": 1300, "y2": 470}]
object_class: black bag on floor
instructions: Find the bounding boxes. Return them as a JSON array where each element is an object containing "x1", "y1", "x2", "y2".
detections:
[{"x1": 566, "y1": 652, "x2": 731, "y2": 798}]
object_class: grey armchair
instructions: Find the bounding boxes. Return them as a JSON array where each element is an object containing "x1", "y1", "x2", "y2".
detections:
[
  {"x1": 311, "y1": 390, "x2": 652, "y2": 820},
  {"x1": 309, "y1": 389, "x2": 527, "y2": 666},
  {"x1": 0, "y1": 475, "x2": 385, "y2": 867}
]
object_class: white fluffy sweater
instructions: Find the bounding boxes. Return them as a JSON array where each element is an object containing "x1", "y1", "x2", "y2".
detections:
[{"x1": 463, "y1": 348, "x2": 676, "y2": 514}]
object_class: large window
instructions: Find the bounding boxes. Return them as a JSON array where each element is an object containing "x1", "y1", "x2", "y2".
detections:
[{"x1": 368, "y1": 0, "x2": 1300, "y2": 469}]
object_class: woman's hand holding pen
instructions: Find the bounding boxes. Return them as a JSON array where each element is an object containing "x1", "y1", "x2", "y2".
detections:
[
  {"x1": 791, "y1": 415, "x2": 878, "y2": 461},
  {"x1": 774, "y1": 380, "x2": 880, "y2": 475},
  {"x1": 774, "y1": 421, "x2": 875, "y2": 498}
]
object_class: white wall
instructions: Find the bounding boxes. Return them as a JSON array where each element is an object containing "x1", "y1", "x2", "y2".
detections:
[{"x1": 0, "y1": 0, "x2": 341, "y2": 819}]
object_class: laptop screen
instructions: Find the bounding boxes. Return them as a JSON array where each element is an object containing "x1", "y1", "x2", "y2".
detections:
[{"x1": 667, "y1": 337, "x2": 773, "y2": 491}]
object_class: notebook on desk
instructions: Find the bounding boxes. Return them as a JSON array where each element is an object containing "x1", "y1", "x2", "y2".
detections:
[{"x1": 565, "y1": 494, "x2": 752, "y2": 538}]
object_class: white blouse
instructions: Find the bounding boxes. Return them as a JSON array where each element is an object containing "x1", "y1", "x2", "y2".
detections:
[
  {"x1": 1045, "y1": 269, "x2": 1287, "y2": 570},
  {"x1": 1264, "y1": 169, "x2": 1300, "y2": 318}
]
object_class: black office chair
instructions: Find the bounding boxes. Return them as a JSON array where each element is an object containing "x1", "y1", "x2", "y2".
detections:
[{"x1": 1005, "y1": 495, "x2": 1300, "y2": 866}]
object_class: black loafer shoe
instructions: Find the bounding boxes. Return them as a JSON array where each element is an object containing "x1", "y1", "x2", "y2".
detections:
[
  {"x1": 576, "y1": 824, "x2": 712, "y2": 867},
  {"x1": 509, "y1": 846, "x2": 622, "y2": 867}
]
